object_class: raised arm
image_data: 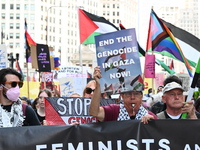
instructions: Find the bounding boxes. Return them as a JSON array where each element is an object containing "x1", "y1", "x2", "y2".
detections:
[{"x1": 89, "y1": 66, "x2": 105, "y2": 122}]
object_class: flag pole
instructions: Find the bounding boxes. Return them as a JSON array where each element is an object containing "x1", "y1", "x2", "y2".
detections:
[
  {"x1": 181, "y1": 58, "x2": 200, "y2": 118},
  {"x1": 78, "y1": 7, "x2": 85, "y2": 91},
  {"x1": 26, "y1": 63, "x2": 30, "y2": 98}
]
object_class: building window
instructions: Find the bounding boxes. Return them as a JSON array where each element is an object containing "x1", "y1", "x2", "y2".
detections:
[
  {"x1": 16, "y1": 33, "x2": 20, "y2": 39},
  {"x1": 16, "y1": 4, "x2": 20, "y2": 10},
  {"x1": 24, "y1": 4, "x2": 28, "y2": 10},
  {"x1": 2, "y1": 4, "x2": 6, "y2": 9},
  {"x1": 16, "y1": 14, "x2": 20, "y2": 19},
  {"x1": 30, "y1": 14, "x2": 35, "y2": 20},
  {"x1": 10, "y1": 33, "x2": 13, "y2": 39},
  {"x1": 30, "y1": 4, "x2": 35, "y2": 11},
  {"x1": 10, "y1": 43, "x2": 13, "y2": 48},
  {"x1": 10, "y1": 13, "x2": 14, "y2": 19},
  {"x1": 10, "y1": 4, "x2": 14, "y2": 9},
  {"x1": 10, "y1": 23, "x2": 14, "y2": 29},
  {"x1": 16, "y1": 43, "x2": 20, "y2": 47},
  {"x1": 16, "y1": 23, "x2": 20, "y2": 29},
  {"x1": 2, "y1": 13, "x2": 5, "y2": 19},
  {"x1": 113, "y1": 4, "x2": 115, "y2": 8},
  {"x1": 1, "y1": 23, "x2": 5, "y2": 29}
]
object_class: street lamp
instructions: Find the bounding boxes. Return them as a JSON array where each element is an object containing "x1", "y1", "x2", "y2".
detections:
[{"x1": 8, "y1": 53, "x2": 19, "y2": 68}]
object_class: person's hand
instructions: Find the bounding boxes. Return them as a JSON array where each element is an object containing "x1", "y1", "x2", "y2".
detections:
[
  {"x1": 182, "y1": 100, "x2": 197, "y2": 119},
  {"x1": 141, "y1": 114, "x2": 154, "y2": 124},
  {"x1": 70, "y1": 121, "x2": 80, "y2": 125},
  {"x1": 93, "y1": 66, "x2": 102, "y2": 84},
  {"x1": 43, "y1": 120, "x2": 49, "y2": 125}
]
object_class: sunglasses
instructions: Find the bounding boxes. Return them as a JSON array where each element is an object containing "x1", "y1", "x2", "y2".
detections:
[
  {"x1": 85, "y1": 87, "x2": 95, "y2": 94},
  {"x1": 3, "y1": 81, "x2": 23, "y2": 88}
]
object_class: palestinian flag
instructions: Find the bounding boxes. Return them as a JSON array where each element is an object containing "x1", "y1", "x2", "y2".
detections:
[
  {"x1": 103, "y1": 47, "x2": 126, "y2": 72},
  {"x1": 78, "y1": 9, "x2": 118, "y2": 45},
  {"x1": 130, "y1": 75, "x2": 144, "y2": 91}
]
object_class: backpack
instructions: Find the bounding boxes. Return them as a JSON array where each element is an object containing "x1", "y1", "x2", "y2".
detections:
[{"x1": 22, "y1": 103, "x2": 27, "y2": 116}]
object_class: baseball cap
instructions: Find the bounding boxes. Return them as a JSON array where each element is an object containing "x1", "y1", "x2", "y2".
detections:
[{"x1": 163, "y1": 82, "x2": 184, "y2": 93}]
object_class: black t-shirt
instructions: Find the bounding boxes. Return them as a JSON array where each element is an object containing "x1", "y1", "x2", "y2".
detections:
[
  {"x1": 34, "y1": 109, "x2": 45, "y2": 125},
  {"x1": 1, "y1": 104, "x2": 41, "y2": 126},
  {"x1": 23, "y1": 105, "x2": 41, "y2": 126}
]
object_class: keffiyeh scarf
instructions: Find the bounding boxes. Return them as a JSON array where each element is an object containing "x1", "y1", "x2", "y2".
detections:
[
  {"x1": 0, "y1": 100, "x2": 24, "y2": 127},
  {"x1": 117, "y1": 103, "x2": 148, "y2": 121}
]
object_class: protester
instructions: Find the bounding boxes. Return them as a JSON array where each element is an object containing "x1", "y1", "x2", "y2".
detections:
[
  {"x1": 32, "y1": 97, "x2": 39, "y2": 110},
  {"x1": 145, "y1": 88, "x2": 152, "y2": 97},
  {"x1": 51, "y1": 82, "x2": 60, "y2": 97},
  {"x1": 83, "y1": 80, "x2": 96, "y2": 98},
  {"x1": 35, "y1": 89, "x2": 52, "y2": 125},
  {"x1": 157, "y1": 81, "x2": 197, "y2": 119},
  {"x1": 150, "y1": 76, "x2": 180, "y2": 114},
  {"x1": 0, "y1": 68, "x2": 41, "y2": 127},
  {"x1": 157, "y1": 85, "x2": 164, "y2": 93},
  {"x1": 89, "y1": 66, "x2": 157, "y2": 124},
  {"x1": 194, "y1": 98, "x2": 200, "y2": 113},
  {"x1": 147, "y1": 88, "x2": 163, "y2": 108},
  {"x1": 20, "y1": 96, "x2": 31, "y2": 105},
  {"x1": 70, "y1": 93, "x2": 81, "y2": 97}
]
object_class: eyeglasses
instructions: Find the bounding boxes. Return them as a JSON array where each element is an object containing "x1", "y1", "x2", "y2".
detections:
[
  {"x1": 3, "y1": 81, "x2": 23, "y2": 88},
  {"x1": 124, "y1": 91, "x2": 142, "y2": 97},
  {"x1": 85, "y1": 87, "x2": 95, "y2": 94}
]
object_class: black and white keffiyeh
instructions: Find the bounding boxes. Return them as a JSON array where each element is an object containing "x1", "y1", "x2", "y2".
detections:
[
  {"x1": 117, "y1": 103, "x2": 148, "y2": 121},
  {"x1": 0, "y1": 100, "x2": 24, "y2": 128}
]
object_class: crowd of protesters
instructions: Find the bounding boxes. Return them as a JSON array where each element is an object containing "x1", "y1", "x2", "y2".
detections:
[{"x1": 0, "y1": 67, "x2": 199, "y2": 128}]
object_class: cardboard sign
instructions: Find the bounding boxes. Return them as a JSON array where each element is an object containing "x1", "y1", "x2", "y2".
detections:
[
  {"x1": 36, "y1": 44, "x2": 51, "y2": 72},
  {"x1": 95, "y1": 28, "x2": 143, "y2": 94},
  {"x1": 0, "y1": 45, "x2": 7, "y2": 69}
]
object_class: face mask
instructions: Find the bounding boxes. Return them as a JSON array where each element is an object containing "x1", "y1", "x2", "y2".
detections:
[{"x1": 2, "y1": 85, "x2": 20, "y2": 102}]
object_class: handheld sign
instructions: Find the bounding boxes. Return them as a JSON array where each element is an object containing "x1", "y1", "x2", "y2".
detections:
[
  {"x1": 95, "y1": 28, "x2": 143, "y2": 94},
  {"x1": 36, "y1": 44, "x2": 51, "y2": 72}
]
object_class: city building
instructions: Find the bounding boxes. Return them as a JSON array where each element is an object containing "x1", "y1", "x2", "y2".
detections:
[{"x1": 0, "y1": 0, "x2": 199, "y2": 80}]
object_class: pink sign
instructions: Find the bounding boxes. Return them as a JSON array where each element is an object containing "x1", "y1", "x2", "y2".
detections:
[{"x1": 144, "y1": 55, "x2": 155, "y2": 78}]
